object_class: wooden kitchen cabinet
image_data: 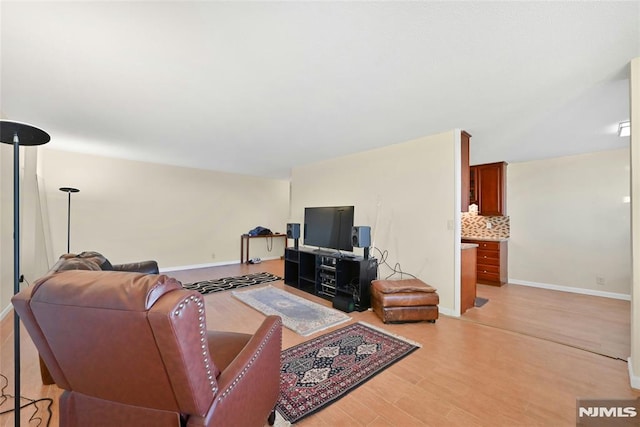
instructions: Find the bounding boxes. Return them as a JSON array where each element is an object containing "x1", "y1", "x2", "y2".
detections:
[
  {"x1": 462, "y1": 239, "x2": 508, "y2": 286},
  {"x1": 461, "y1": 131, "x2": 471, "y2": 212},
  {"x1": 460, "y1": 244, "x2": 477, "y2": 313},
  {"x1": 470, "y1": 161, "x2": 507, "y2": 216},
  {"x1": 469, "y1": 166, "x2": 477, "y2": 206}
]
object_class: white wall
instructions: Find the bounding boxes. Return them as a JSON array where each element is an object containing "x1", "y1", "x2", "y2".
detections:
[
  {"x1": 0, "y1": 143, "x2": 14, "y2": 318},
  {"x1": 36, "y1": 148, "x2": 290, "y2": 272},
  {"x1": 290, "y1": 131, "x2": 460, "y2": 314},
  {"x1": 507, "y1": 149, "x2": 631, "y2": 296},
  {"x1": 629, "y1": 57, "x2": 639, "y2": 389}
]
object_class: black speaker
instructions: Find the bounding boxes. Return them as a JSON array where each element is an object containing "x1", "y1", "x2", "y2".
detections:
[
  {"x1": 286, "y1": 223, "x2": 300, "y2": 239},
  {"x1": 332, "y1": 295, "x2": 355, "y2": 313},
  {"x1": 351, "y1": 226, "x2": 371, "y2": 248}
]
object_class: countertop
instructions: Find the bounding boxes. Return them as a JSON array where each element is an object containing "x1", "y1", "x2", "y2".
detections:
[
  {"x1": 461, "y1": 243, "x2": 479, "y2": 250},
  {"x1": 461, "y1": 236, "x2": 509, "y2": 242}
]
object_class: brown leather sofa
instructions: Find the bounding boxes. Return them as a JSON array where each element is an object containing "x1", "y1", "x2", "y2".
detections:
[
  {"x1": 13, "y1": 269, "x2": 282, "y2": 427},
  {"x1": 51, "y1": 250, "x2": 160, "y2": 275}
]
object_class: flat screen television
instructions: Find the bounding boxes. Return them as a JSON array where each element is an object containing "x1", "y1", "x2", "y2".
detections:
[{"x1": 304, "y1": 206, "x2": 354, "y2": 252}]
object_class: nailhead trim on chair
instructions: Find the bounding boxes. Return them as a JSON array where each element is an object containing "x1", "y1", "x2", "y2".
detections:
[
  {"x1": 174, "y1": 294, "x2": 218, "y2": 395},
  {"x1": 219, "y1": 318, "x2": 282, "y2": 400}
]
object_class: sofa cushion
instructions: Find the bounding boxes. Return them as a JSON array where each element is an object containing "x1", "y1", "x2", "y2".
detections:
[
  {"x1": 77, "y1": 251, "x2": 114, "y2": 270},
  {"x1": 371, "y1": 278, "x2": 437, "y2": 294}
]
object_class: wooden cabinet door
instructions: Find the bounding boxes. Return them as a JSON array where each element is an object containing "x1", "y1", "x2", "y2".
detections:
[
  {"x1": 476, "y1": 162, "x2": 506, "y2": 216},
  {"x1": 469, "y1": 166, "x2": 478, "y2": 206},
  {"x1": 460, "y1": 246, "x2": 477, "y2": 313}
]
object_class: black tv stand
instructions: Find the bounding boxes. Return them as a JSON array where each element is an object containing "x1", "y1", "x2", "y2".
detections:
[
  {"x1": 284, "y1": 247, "x2": 378, "y2": 312},
  {"x1": 312, "y1": 248, "x2": 339, "y2": 256}
]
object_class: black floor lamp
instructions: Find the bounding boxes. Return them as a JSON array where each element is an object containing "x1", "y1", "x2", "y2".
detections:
[
  {"x1": 0, "y1": 120, "x2": 50, "y2": 427},
  {"x1": 59, "y1": 187, "x2": 79, "y2": 253}
]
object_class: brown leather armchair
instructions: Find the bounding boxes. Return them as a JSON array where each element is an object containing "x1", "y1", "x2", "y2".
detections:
[
  {"x1": 13, "y1": 270, "x2": 282, "y2": 427},
  {"x1": 37, "y1": 251, "x2": 160, "y2": 385}
]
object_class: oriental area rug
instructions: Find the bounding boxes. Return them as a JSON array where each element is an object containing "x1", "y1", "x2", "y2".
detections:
[
  {"x1": 182, "y1": 272, "x2": 281, "y2": 295},
  {"x1": 232, "y1": 285, "x2": 350, "y2": 336},
  {"x1": 276, "y1": 322, "x2": 421, "y2": 423}
]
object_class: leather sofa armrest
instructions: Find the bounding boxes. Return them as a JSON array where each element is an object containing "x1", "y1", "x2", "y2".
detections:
[
  {"x1": 112, "y1": 260, "x2": 159, "y2": 275},
  {"x1": 189, "y1": 316, "x2": 282, "y2": 427}
]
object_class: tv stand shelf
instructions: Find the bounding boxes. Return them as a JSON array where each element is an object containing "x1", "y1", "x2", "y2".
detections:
[{"x1": 284, "y1": 247, "x2": 378, "y2": 312}]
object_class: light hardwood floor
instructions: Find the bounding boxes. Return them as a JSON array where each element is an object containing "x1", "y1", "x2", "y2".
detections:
[
  {"x1": 463, "y1": 283, "x2": 631, "y2": 360},
  {"x1": 1, "y1": 260, "x2": 638, "y2": 426}
]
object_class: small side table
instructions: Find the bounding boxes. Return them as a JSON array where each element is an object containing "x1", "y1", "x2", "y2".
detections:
[{"x1": 240, "y1": 233, "x2": 287, "y2": 264}]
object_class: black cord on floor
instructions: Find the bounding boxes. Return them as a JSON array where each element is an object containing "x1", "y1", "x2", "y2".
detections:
[{"x1": 0, "y1": 373, "x2": 53, "y2": 426}]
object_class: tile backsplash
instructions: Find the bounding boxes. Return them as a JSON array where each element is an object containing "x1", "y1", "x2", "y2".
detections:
[{"x1": 461, "y1": 212, "x2": 510, "y2": 239}]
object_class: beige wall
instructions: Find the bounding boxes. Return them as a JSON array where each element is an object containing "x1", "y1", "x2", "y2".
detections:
[
  {"x1": 630, "y1": 57, "x2": 639, "y2": 388},
  {"x1": 35, "y1": 148, "x2": 290, "y2": 272},
  {"x1": 290, "y1": 131, "x2": 461, "y2": 314},
  {"x1": 1, "y1": 146, "x2": 290, "y2": 317},
  {"x1": 507, "y1": 149, "x2": 631, "y2": 296}
]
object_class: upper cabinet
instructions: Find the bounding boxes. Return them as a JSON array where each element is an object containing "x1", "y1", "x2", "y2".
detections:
[
  {"x1": 460, "y1": 131, "x2": 471, "y2": 212},
  {"x1": 470, "y1": 161, "x2": 507, "y2": 216}
]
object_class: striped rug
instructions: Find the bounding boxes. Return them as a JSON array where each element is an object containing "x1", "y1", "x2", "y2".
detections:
[{"x1": 182, "y1": 272, "x2": 281, "y2": 295}]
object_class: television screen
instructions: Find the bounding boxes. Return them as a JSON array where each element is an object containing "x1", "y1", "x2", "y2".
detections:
[{"x1": 304, "y1": 206, "x2": 354, "y2": 252}]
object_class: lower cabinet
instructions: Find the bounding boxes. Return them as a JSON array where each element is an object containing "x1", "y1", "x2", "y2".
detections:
[
  {"x1": 462, "y1": 239, "x2": 508, "y2": 286},
  {"x1": 284, "y1": 247, "x2": 378, "y2": 311}
]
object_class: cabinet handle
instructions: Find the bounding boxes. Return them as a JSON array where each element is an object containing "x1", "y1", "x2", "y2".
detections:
[{"x1": 483, "y1": 256, "x2": 487, "y2": 258}]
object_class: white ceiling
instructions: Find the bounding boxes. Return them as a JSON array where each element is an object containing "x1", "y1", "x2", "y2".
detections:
[{"x1": 1, "y1": 1, "x2": 638, "y2": 179}]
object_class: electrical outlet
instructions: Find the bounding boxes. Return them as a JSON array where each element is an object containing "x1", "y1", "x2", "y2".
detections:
[
  {"x1": 596, "y1": 276, "x2": 606, "y2": 286},
  {"x1": 486, "y1": 221, "x2": 492, "y2": 229}
]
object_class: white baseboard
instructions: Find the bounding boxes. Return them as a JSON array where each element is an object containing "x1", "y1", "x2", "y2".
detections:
[
  {"x1": 628, "y1": 357, "x2": 640, "y2": 390},
  {"x1": 160, "y1": 256, "x2": 282, "y2": 273},
  {"x1": 439, "y1": 307, "x2": 458, "y2": 317},
  {"x1": 160, "y1": 260, "x2": 237, "y2": 272},
  {"x1": 0, "y1": 304, "x2": 12, "y2": 321},
  {"x1": 509, "y1": 279, "x2": 631, "y2": 301}
]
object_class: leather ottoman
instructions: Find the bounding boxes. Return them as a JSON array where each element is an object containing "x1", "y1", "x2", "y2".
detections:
[{"x1": 371, "y1": 279, "x2": 439, "y2": 323}]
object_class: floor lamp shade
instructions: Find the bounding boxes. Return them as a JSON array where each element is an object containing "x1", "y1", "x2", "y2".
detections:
[{"x1": 1, "y1": 120, "x2": 50, "y2": 427}]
